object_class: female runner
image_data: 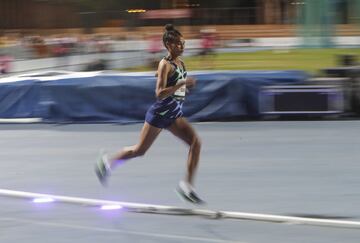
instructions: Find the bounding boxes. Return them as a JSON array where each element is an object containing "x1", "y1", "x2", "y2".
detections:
[{"x1": 96, "y1": 24, "x2": 204, "y2": 204}]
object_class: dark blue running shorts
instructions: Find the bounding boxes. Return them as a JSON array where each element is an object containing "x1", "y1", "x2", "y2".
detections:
[{"x1": 145, "y1": 110, "x2": 177, "y2": 129}]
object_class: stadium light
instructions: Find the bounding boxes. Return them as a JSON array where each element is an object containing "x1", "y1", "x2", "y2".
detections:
[{"x1": 126, "y1": 9, "x2": 146, "y2": 13}]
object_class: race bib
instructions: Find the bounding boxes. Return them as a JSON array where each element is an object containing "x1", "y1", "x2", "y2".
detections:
[{"x1": 174, "y1": 79, "x2": 186, "y2": 97}]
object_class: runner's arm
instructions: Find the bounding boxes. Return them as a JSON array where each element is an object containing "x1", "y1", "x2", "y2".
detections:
[{"x1": 155, "y1": 60, "x2": 186, "y2": 99}]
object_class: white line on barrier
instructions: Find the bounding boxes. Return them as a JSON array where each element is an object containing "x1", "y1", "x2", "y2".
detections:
[
  {"x1": 1, "y1": 188, "x2": 360, "y2": 229},
  {"x1": 0, "y1": 118, "x2": 42, "y2": 123}
]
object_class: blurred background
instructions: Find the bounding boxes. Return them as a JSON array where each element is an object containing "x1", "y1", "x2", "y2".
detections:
[
  {"x1": 0, "y1": 0, "x2": 359, "y2": 73},
  {"x1": 0, "y1": 0, "x2": 359, "y2": 122}
]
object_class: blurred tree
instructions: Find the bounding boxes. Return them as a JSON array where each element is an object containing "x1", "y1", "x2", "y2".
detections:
[{"x1": 298, "y1": 0, "x2": 335, "y2": 48}]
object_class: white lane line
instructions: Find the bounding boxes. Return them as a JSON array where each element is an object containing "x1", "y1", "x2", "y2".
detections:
[
  {"x1": 221, "y1": 211, "x2": 360, "y2": 229},
  {"x1": 0, "y1": 217, "x2": 244, "y2": 243},
  {"x1": 1, "y1": 188, "x2": 360, "y2": 229},
  {"x1": 0, "y1": 189, "x2": 218, "y2": 218}
]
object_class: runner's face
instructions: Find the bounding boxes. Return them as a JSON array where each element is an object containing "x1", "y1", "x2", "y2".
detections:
[{"x1": 168, "y1": 37, "x2": 185, "y2": 57}]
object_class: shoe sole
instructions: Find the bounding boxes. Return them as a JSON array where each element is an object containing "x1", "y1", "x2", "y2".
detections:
[{"x1": 175, "y1": 187, "x2": 205, "y2": 205}]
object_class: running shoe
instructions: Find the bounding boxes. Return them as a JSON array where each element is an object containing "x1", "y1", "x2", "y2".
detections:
[
  {"x1": 95, "y1": 151, "x2": 111, "y2": 186},
  {"x1": 176, "y1": 181, "x2": 205, "y2": 205}
]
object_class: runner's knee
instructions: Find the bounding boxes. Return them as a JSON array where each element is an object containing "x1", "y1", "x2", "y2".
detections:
[{"x1": 133, "y1": 145, "x2": 147, "y2": 157}]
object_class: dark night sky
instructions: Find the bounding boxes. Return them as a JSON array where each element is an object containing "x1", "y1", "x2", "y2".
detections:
[{"x1": 57, "y1": 0, "x2": 248, "y2": 11}]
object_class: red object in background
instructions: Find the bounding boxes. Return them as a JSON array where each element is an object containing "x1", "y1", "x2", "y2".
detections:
[
  {"x1": 201, "y1": 34, "x2": 215, "y2": 50},
  {"x1": 141, "y1": 9, "x2": 191, "y2": 19},
  {"x1": 0, "y1": 55, "x2": 13, "y2": 74},
  {"x1": 148, "y1": 35, "x2": 162, "y2": 54}
]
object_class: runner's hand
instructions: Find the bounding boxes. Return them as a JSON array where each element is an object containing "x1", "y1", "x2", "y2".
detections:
[{"x1": 186, "y1": 77, "x2": 196, "y2": 88}]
